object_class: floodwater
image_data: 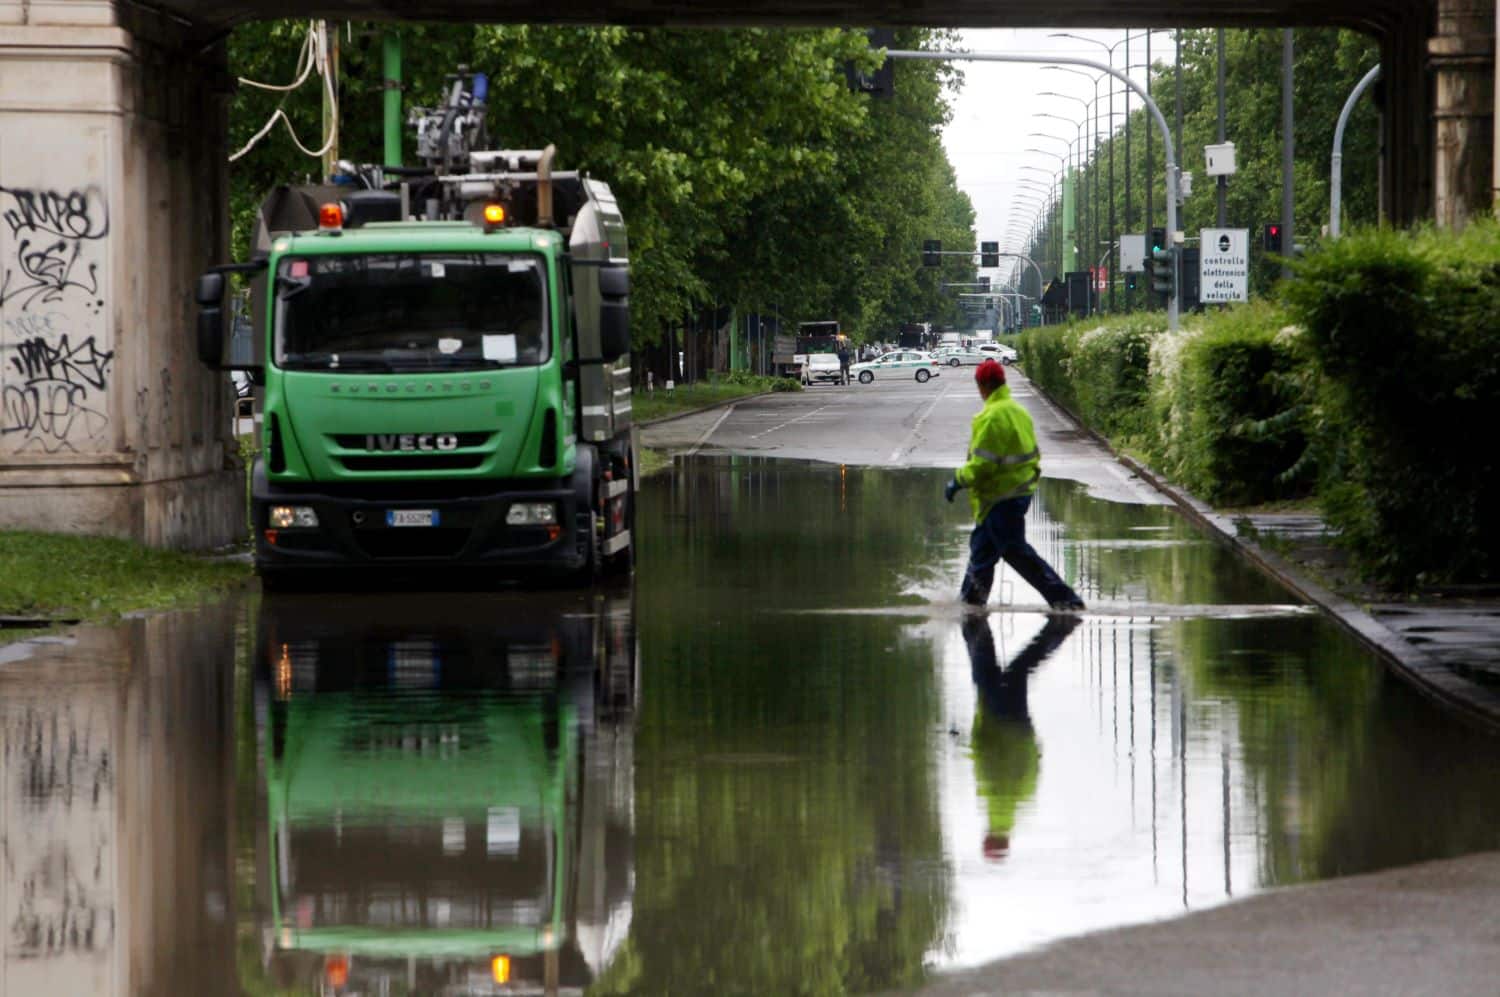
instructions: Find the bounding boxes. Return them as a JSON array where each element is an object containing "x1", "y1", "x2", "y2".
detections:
[{"x1": 3, "y1": 455, "x2": 1499, "y2": 996}]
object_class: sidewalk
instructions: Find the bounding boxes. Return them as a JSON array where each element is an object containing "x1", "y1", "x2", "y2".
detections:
[{"x1": 902, "y1": 849, "x2": 1500, "y2": 997}]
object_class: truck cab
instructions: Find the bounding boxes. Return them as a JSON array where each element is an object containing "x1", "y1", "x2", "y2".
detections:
[{"x1": 196, "y1": 146, "x2": 635, "y2": 586}]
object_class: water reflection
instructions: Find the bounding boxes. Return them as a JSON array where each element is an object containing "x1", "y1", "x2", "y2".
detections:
[
  {"x1": 244, "y1": 589, "x2": 637, "y2": 995},
  {"x1": 635, "y1": 456, "x2": 1500, "y2": 982},
  {"x1": 961, "y1": 615, "x2": 1080, "y2": 863},
  {"x1": 0, "y1": 605, "x2": 238, "y2": 996}
]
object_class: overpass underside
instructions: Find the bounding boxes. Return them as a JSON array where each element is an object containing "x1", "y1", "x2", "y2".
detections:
[{"x1": 0, "y1": 0, "x2": 1492, "y2": 548}]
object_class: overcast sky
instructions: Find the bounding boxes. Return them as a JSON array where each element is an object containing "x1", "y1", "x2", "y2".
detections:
[{"x1": 941, "y1": 28, "x2": 1179, "y2": 282}]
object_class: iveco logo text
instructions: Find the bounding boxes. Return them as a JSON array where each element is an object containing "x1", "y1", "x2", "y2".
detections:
[{"x1": 366, "y1": 434, "x2": 460, "y2": 452}]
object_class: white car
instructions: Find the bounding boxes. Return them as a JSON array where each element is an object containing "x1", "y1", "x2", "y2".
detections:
[
  {"x1": 931, "y1": 346, "x2": 990, "y2": 368},
  {"x1": 796, "y1": 352, "x2": 847, "y2": 385},
  {"x1": 849, "y1": 350, "x2": 943, "y2": 384},
  {"x1": 977, "y1": 342, "x2": 1019, "y2": 364}
]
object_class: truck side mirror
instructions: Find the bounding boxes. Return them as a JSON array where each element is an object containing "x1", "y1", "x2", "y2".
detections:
[
  {"x1": 598, "y1": 265, "x2": 630, "y2": 361},
  {"x1": 195, "y1": 272, "x2": 225, "y2": 367}
]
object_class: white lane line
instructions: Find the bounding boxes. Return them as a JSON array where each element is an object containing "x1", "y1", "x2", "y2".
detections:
[
  {"x1": 687, "y1": 405, "x2": 737, "y2": 456},
  {"x1": 887, "y1": 385, "x2": 952, "y2": 464},
  {"x1": 748, "y1": 400, "x2": 845, "y2": 439}
]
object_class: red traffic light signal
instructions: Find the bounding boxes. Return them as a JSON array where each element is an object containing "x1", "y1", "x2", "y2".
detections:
[{"x1": 1263, "y1": 224, "x2": 1283, "y2": 253}]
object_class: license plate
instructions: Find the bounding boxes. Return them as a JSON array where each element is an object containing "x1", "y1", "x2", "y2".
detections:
[{"x1": 386, "y1": 509, "x2": 438, "y2": 528}]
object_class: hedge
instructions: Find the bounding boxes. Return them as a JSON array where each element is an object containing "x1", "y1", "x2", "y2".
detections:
[{"x1": 1282, "y1": 223, "x2": 1500, "y2": 586}]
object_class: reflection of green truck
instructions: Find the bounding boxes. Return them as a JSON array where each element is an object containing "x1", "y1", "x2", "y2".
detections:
[
  {"x1": 253, "y1": 591, "x2": 636, "y2": 993},
  {"x1": 197, "y1": 72, "x2": 634, "y2": 585}
]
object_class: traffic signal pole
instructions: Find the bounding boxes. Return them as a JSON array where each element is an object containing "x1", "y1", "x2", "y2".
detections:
[{"x1": 890, "y1": 48, "x2": 1182, "y2": 332}]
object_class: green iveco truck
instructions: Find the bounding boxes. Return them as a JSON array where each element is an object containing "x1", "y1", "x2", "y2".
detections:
[{"x1": 196, "y1": 72, "x2": 635, "y2": 586}]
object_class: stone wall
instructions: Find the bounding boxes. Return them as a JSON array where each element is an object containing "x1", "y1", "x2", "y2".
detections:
[{"x1": 0, "y1": 3, "x2": 241, "y2": 548}]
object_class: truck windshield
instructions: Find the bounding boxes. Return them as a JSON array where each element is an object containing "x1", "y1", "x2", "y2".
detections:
[{"x1": 274, "y1": 253, "x2": 549, "y2": 371}]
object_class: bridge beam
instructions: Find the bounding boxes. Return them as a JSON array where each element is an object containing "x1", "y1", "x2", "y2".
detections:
[{"x1": 0, "y1": 6, "x2": 243, "y2": 548}]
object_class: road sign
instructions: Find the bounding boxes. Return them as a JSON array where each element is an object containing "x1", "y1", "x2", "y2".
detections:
[
  {"x1": 1119, "y1": 234, "x2": 1146, "y2": 273},
  {"x1": 1199, "y1": 228, "x2": 1249, "y2": 303}
]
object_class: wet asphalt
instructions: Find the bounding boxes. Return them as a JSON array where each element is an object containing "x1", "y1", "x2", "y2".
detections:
[{"x1": 1, "y1": 368, "x2": 1497, "y2": 994}]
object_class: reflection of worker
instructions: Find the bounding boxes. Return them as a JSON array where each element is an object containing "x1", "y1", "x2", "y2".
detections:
[
  {"x1": 837, "y1": 343, "x2": 852, "y2": 385},
  {"x1": 944, "y1": 360, "x2": 1085, "y2": 612},
  {"x1": 963, "y1": 614, "x2": 1080, "y2": 860}
]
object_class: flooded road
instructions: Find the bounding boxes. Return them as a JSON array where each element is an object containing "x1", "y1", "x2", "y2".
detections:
[{"x1": 4, "y1": 455, "x2": 1500, "y2": 995}]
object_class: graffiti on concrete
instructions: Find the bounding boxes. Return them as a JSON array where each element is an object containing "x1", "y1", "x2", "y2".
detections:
[
  {"x1": 1, "y1": 313, "x2": 113, "y2": 453},
  {"x1": 0, "y1": 186, "x2": 108, "y2": 312},
  {"x1": 0, "y1": 184, "x2": 112, "y2": 454}
]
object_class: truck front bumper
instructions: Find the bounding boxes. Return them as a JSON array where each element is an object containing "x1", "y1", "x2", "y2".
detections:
[{"x1": 251, "y1": 474, "x2": 588, "y2": 577}]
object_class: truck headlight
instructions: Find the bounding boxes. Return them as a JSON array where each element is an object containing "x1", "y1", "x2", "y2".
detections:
[
  {"x1": 269, "y1": 505, "x2": 319, "y2": 529},
  {"x1": 506, "y1": 502, "x2": 558, "y2": 526}
]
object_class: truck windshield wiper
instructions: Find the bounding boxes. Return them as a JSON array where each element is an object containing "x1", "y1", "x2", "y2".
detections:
[{"x1": 287, "y1": 354, "x2": 394, "y2": 371}]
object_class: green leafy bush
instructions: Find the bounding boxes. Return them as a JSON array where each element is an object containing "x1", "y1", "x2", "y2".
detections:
[
  {"x1": 1283, "y1": 223, "x2": 1500, "y2": 586},
  {"x1": 1067, "y1": 315, "x2": 1163, "y2": 448},
  {"x1": 1017, "y1": 323, "x2": 1076, "y2": 410},
  {"x1": 1148, "y1": 302, "x2": 1313, "y2": 505}
]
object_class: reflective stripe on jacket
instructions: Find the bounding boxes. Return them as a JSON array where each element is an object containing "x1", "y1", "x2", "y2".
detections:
[{"x1": 954, "y1": 384, "x2": 1041, "y2": 522}]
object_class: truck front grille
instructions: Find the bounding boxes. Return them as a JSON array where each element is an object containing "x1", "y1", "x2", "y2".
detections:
[{"x1": 338, "y1": 454, "x2": 486, "y2": 472}]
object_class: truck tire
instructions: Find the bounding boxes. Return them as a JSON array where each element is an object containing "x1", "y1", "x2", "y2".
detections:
[
  {"x1": 567, "y1": 445, "x2": 601, "y2": 586},
  {"x1": 915, "y1": 368, "x2": 931, "y2": 383}
]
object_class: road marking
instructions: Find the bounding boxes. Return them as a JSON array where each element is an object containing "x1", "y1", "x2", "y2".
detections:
[
  {"x1": 887, "y1": 385, "x2": 951, "y2": 464},
  {"x1": 687, "y1": 405, "x2": 737, "y2": 455},
  {"x1": 747, "y1": 396, "x2": 854, "y2": 439}
]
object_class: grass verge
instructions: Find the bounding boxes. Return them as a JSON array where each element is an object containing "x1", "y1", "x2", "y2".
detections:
[
  {"x1": 0, "y1": 531, "x2": 250, "y2": 638},
  {"x1": 633, "y1": 377, "x2": 789, "y2": 423},
  {"x1": 638, "y1": 447, "x2": 672, "y2": 477}
]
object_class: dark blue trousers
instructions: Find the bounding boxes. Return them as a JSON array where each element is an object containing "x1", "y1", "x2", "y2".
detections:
[{"x1": 959, "y1": 495, "x2": 1081, "y2": 607}]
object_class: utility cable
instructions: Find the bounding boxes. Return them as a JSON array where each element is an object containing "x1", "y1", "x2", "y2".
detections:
[{"x1": 228, "y1": 21, "x2": 339, "y2": 163}]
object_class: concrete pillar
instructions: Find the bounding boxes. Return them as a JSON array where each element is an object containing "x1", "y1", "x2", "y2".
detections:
[
  {"x1": 1429, "y1": 0, "x2": 1496, "y2": 228},
  {"x1": 0, "y1": 2, "x2": 242, "y2": 548}
]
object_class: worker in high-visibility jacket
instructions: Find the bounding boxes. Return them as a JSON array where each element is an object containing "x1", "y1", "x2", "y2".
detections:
[{"x1": 944, "y1": 359, "x2": 1085, "y2": 611}]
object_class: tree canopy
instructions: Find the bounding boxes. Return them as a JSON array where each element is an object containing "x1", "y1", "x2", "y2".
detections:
[{"x1": 227, "y1": 22, "x2": 979, "y2": 347}]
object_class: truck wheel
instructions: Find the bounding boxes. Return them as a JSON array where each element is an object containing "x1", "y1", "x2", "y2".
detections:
[
  {"x1": 573, "y1": 508, "x2": 600, "y2": 584},
  {"x1": 858, "y1": 370, "x2": 874, "y2": 384},
  {"x1": 915, "y1": 368, "x2": 931, "y2": 383}
]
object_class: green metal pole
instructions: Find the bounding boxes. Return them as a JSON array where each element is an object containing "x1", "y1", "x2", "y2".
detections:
[
  {"x1": 383, "y1": 32, "x2": 402, "y2": 167},
  {"x1": 1062, "y1": 172, "x2": 1077, "y2": 273}
]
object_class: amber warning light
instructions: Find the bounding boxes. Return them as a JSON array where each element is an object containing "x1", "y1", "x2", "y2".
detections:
[
  {"x1": 319, "y1": 202, "x2": 343, "y2": 231},
  {"x1": 482, "y1": 203, "x2": 507, "y2": 231}
]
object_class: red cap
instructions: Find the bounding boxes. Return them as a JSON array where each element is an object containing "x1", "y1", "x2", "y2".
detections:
[{"x1": 975, "y1": 359, "x2": 1006, "y2": 390}]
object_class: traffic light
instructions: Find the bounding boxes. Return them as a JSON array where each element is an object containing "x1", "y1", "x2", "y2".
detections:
[
  {"x1": 1149, "y1": 226, "x2": 1167, "y2": 254},
  {"x1": 845, "y1": 28, "x2": 895, "y2": 98},
  {"x1": 922, "y1": 240, "x2": 941, "y2": 267},
  {"x1": 980, "y1": 241, "x2": 999, "y2": 268},
  {"x1": 978, "y1": 276, "x2": 991, "y2": 293},
  {"x1": 1263, "y1": 223, "x2": 1283, "y2": 253},
  {"x1": 1126, "y1": 272, "x2": 1139, "y2": 292},
  {"x1": 1149, "y1": 246, "x2": 1176, "y2": 297}
]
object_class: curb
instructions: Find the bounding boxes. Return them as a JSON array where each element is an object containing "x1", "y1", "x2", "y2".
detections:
[{"x1": 1020, "y1": 371, "x2": 1500, "y2": 733}]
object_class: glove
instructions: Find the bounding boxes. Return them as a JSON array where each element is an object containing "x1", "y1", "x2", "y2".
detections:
[{"x1": 944, "y1": 479, "x2": 961, "y2": 503}]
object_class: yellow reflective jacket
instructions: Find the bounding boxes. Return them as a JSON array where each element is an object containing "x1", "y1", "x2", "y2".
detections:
[{"x1": 954, "y1": 385, "x2": 1041, "y2": 522}]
